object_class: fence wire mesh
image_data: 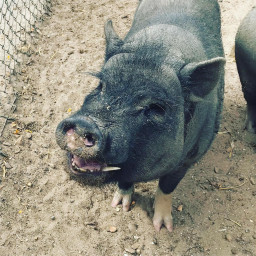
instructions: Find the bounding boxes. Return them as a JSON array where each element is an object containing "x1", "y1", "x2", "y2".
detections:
[
  {"x1": 0, "y1": 0, "x2": 52, "y2": 89},
  {"x1": 0, "y1": 0, "x2": 52, "y2": 137}
]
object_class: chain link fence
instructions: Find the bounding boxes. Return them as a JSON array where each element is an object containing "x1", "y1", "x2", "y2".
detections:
[
  {"x1": 0, "y1": 0, "x2": 52, "y2": 137},
  {"x1": 0, "y1": 0, "x2": 52, "y2": 87}
]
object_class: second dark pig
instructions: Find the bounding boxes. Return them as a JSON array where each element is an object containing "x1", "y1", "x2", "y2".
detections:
[
  {"x1": 235, "y1": 6, "x2": 256, "y2": 133},
  {"x1": 56, "y1": 0, "x2": 225, "y2": 232}
]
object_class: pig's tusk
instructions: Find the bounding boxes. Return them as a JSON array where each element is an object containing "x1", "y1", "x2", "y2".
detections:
[{"x1": 102, "y1": 166, "x2": 121, "y2": 172}]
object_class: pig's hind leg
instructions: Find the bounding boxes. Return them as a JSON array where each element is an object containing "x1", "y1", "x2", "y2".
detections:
[
  {"x1": 245, "y1": 103, "x2": 256, "y2": 134},
  {"x1": 111, "y1": 182, "x2": 134, "y2": 212},
  {"x1": 240, "y1": 75, "x2": 256, "y2": 133},
  {"x1": 153, "y1": 167, "x2": 188, "y2": 232}
]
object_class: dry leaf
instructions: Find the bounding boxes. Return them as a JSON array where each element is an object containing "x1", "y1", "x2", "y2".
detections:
[{"x1": 14, "y1": 129, "x2": 21, "y2": 135}]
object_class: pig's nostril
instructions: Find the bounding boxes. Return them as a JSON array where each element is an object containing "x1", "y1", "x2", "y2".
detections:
[
  {"x1": 66, "y1": 128, "x2": 75, "y2": 136},
  {"x1": 63, "y1": 123, "x2": 76, "y2": 135},
  {"x1": 84, "y1": 134, "x2": 95, "y2": 147}
]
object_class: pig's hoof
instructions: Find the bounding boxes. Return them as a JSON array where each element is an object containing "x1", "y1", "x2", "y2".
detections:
[
  {"x1": 111, "y1": 186, "x2": 134, "y2": 212},
  {"x1": 153, "y1": 213, "x2": 173, "y2": 232}
]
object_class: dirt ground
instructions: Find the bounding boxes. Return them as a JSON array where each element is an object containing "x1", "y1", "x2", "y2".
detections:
[{"x1": 1, "y1": 0, "x2": 256, "y2": 255}]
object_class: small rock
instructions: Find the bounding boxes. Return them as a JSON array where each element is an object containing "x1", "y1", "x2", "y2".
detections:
[
  {"x1": 3, "y1": 142, "x2": 11, "y2": 146},
  {"x1": 177, "y1": 205, "x2": 183, "y2": 212},
  {"x1": 249, "y1": 177, "x2": 255, "y2": 185},
  {"x1": 136, "y1": 249, "x2": 141, "y2": 254},
  {"x1": 152, "y1": 237, "x2": 158, "y2": 245},
  {"x1": 14, "y1": 148, "x2": 21, "y2": 154},
  {"x1": 0, "y1": 151, "x2": 8, "y2": 157},
  {"x1": 34, "y1": 236, "x2": 38, "y2": 241},
  {"x1": 124, "y1": 247, "x2": 135, "y2": 254},
  {"x1": 252, "y1": 234, "x2": 256, "y2": 239},
  {"x1": 4, "y1": 162, "x2": 12, "y2": 169},
  {"x1": 134, "y1": 235, "x2": 139, "y2": 240},
  {"x1": 25, "y1": 133, "x2": 32, "y2": 139},
  {"x1": 68, "y1": 50, "x2": 74, "y2": 55},
  {"x1": 226, "y1": 234, "x2": 232, "y2": 242},
  {"x1": 131, "y1": 243, "x2": 140, "y2": 250},
  {"x1": 15, "y1": 135, "x2": 24, "y2": 146},
  {"x1": 231, "y1": 248, "x2": 238, "y2": 255},
  {"x1": 109, "y1": 226, "x2": 117, "y2": 233},
  {"x1": 128, "y1": 223, "x2": 137, "y2": 232},
  {"x1": 27, "y1": 182, "x2": 32, "y2": 187},
  {"x1": 214, "y1": 167, "x2": 219, "y2": 173},
  {"x1": 51, "y1": 216, "x2": 55, "y2": 220}
]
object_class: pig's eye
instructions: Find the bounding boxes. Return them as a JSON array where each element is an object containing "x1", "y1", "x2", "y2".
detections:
[{"x1": 144, "y1": 103, "x2": 166, "y2": 118}]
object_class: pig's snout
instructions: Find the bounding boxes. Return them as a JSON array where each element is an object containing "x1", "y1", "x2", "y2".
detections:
[
  {"x1": 55, "y1": 116, "x2": 104, "y2": 156},
  {"x1": 66, "y1": 128, "x2": 95, "y2": 147}
]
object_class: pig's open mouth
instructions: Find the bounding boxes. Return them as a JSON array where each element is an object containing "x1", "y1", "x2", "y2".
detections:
[{"x1": 68, "y1": 153, "x2": 121, "y2": 176}]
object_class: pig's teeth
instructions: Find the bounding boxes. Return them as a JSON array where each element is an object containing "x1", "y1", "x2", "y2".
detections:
[
  {"x1": 102, "y1": 166, "x2": 121, "y2": 172},
  {"x1": 79, "y1": 168, "x2": 87, "y2": 173}
]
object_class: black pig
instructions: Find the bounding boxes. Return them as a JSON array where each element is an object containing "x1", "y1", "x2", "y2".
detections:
[
  {"x1": 235, "y1": 7, "x2": 256, "y2": 133},
  {"x1": 56, "y1": 0, "x2": 225, "y2": 231}
]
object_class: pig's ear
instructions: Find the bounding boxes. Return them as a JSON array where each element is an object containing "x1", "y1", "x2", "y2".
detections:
[
  {"x1": 104, "y1": 20, "x2": 123, "y2": 61},
  {"x1": 180, "y1": 57, "x2": 225, "y2": 101}
]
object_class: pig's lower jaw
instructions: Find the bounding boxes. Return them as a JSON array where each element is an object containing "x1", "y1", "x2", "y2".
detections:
[{"x1": 68, "y1": 153, "x2": 121, "y2": 176}]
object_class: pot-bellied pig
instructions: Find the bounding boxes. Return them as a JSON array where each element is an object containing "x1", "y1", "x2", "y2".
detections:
[
  {"x1": 235, "y1": 7, "x2": 256, "y2": 133},
  {"x1": 56, "y1": 0, "x2": 225, "y2": 231}
]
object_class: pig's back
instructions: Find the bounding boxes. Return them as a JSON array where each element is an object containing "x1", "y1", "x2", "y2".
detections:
[
  {"x1": 125, "y1": 0, "x2": 223, "y2": 58},
  {"x1": 236, "y1": 7, "x2": 256, "y2": 69}
]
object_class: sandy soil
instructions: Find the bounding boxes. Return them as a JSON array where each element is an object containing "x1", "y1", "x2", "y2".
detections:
[{"x1": 1, "y1": 0, "x2": 256, "y2": 255}]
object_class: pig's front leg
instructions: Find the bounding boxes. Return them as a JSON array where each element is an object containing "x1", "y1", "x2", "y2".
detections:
[
  {"x1": 153, "y1": 168, "x2": 187, "y2": 232},
  {"x1": 153, "y1": 187, "x2": 173, "y2": 232},
  {"x1": 111, "y1": 182, "x2": 134, "y2": 212}
]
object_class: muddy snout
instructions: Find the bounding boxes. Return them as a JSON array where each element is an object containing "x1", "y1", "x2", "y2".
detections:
[{"x1": 55, "y1": 116, "x2": 104, "y2": 158}]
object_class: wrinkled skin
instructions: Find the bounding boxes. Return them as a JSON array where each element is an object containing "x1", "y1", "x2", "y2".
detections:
[
  {"x1": 56, "y1": 0, "x2": 225, "y2": 232},
  {"x1": 235, "y1": 6, "x2": 256, "y2": 133}
]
